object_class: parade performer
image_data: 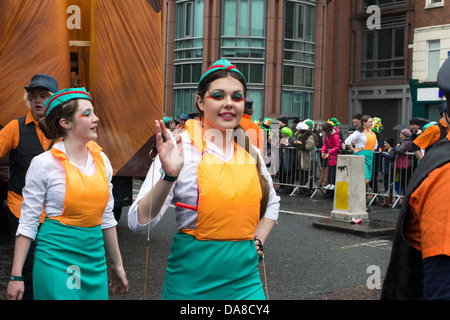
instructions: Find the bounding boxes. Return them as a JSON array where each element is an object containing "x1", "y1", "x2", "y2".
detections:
[
  {"x1": 128, "y1": 59, "x2": 280, "y2": 300},
  {"x1": 344, "y1": 115, "x2": 378, "y2": 184},
  {"x1": 381, "y1": 55, "x2": 450, "y2": 300},
  {"x1": 0, "y1": 74, "x2": 58, "y2": 299},
  {"x1": 6, "y1": 88, "x2": 128, "y2": 300}
]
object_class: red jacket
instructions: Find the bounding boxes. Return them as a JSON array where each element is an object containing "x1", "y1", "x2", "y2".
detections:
[{"x1": 321, "y1": 128, "x2": 341, "y2": 166}]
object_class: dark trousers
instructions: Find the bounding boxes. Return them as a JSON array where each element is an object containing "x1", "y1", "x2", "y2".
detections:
[{"x1": 7, "y1": 207, "x2": 35, "y2": 300}]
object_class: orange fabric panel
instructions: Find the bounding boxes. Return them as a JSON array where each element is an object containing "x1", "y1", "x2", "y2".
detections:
[
  {"x1": 0, "y1": 0, "x2": 71, "y2": 126},
  {"x1": 405, "y1": 162, "x2": 450, "y2": 259},
  {"x1": 50, "y1": 141, "x2": 109, "y2": 228},
  {"x1": 90, "y1": 0, "x2": 163, "y2": 175}
]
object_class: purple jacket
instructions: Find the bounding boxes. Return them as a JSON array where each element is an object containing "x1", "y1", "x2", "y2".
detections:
[{"x1": 321, "y1": 128, "x2": 341, "y2": 166}]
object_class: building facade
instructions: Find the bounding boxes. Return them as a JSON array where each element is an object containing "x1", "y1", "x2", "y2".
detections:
[
  {"x1": 410, "y1": 0, "x2": 450, "y2": 121},
  {"x1": 162, "y1": 0, "x2": 449, "y2": 138},
  {"x1": 162, "y1": 0, "x2": 325, "y2": 122},
  {"x1": 344, "y1": 0, "x2": 415, "y2": 140}
]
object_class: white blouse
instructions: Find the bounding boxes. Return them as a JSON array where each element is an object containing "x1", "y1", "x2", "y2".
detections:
[
  {"x1": 127, "y1": 131, "x2": 280, "y2": 235},
  {"x1": 17, "y1": 141, "x2": 117, "y2": 240},
  {"x1": 344, "y1": 130, "x2": 378, "y2": 150}
]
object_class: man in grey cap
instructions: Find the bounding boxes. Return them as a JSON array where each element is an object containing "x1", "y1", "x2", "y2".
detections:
[{"x1": 0, "y1": 74, "x2": 58, "y2": 300}]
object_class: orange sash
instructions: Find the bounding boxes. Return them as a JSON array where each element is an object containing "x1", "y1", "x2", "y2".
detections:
[
  {"x1": 183, "y1": 120, "x2": 262, "y2": 241},
  {"x1": 49, "y1": 141, "x2": 110, "y2": 228}
]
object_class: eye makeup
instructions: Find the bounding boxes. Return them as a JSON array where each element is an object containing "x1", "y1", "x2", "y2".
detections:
[
  {"x1": 78, "y1": 108, "x2": 94, "y2": 118},
  {"x1": 205, "y1": 90, "x2": 244, "y2": 102}
]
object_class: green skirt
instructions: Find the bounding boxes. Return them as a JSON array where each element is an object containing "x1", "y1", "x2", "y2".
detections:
[
  {"x1": 162, "y1": 232, "x2": 265, "y2": 300},
  {"x1": 356, "y1": 149, "x2": 374, "y2": 181},
  {"x1": 33, "y1": 219, "x2": 108, "y2": 300}
]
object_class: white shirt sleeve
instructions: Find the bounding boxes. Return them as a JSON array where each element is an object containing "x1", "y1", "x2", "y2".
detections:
[
  {"x1": 101, "y1": 152, "x2": 118, "y2": 230},
  {"x1": 17, "y1": 156, "x2": 48, "y2": 240},
  {"x1": 127, "y1": 155, "x2": 174, "y2": 234},
  {"x1": 251, "y1": 144, "x2": 280, "y2": 222},
  {"x1": 344, "y1": 131, "x2": 367, "y2": 149}
]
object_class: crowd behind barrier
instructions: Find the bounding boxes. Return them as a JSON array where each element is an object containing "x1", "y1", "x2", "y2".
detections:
[{"x1": 272, "y1": 147, "x2": 418, "y2": 208}]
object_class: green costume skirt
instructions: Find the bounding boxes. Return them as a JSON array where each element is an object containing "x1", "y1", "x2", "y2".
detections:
[
  {"x1": 33, "y1": 219, "x2": 108, "y2": 300},
  {"x1": 356, "y1": 149, "x2": 374, "y2": 181},
  {"x1": 162, "y1": 232, "x2": 265, "y2": 300}
]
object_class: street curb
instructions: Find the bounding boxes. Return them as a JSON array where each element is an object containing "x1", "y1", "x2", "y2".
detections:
[{"x1": 312, "y1": 217, "x2": 396, "y2": 238}]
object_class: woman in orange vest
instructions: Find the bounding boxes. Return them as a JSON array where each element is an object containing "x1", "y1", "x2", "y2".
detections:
[
  {"x1": 128, "y1": 59, "x2": 280, "y2": 299},
  {"x1": 344, "y1": 115, "x2": 378, "y2": 186},
  {"x1": 6, "y1": 88, "x2": 128, "y2": 300}
]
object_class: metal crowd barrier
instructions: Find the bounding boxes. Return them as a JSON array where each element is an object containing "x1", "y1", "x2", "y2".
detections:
[{"x1": 272, "y1": 147, "x2": 418, "y2": 208}]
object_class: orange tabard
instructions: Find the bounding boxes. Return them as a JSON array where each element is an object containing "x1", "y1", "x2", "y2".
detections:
[
  {"x1": 49, "y1": 141, "x2": 110, "y2": 228},
  {"x1": 183, "y1": 120, "x2": 262, "y2": 241},
  {"x1": 364, "y1": 129, "x2": 377, "y2": 151}
]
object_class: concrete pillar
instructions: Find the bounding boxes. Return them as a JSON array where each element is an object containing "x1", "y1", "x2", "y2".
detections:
[{"x1": 331, "y1": 155, "x2": 368, "y2": 222}]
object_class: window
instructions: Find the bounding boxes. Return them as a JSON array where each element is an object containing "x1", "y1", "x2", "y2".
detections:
[
  {"x1": 173, "y1": 88, "x2": 198, "y2": 118},
  {"x1": 221, "y1": 0, "x2": 265, "y2": 59},
  {"x1": 174, "y1": 0, "x2": 204, "y2": 60},
  {"x1": 363, "y1": 0, "x2": 406, "y2": 9},
  {"x1": 284, "y1": 1, "x2": 314, "y2": 63},
  {"x1": 425, "y1": 0, "x2": 444, "y2": 8},
  {"x1": 174, "y1": 63, "x2": 202, "y2": 84},
  {"x1": 174, "y1": 1, "x2": 204, "y2": 116},
  {"x1": 428, "y1": 40, "x2": 441, "y2": 79},
  {"x1": 362, "y1": 15, "x2": 405, "y2": 79},
  {"x1": 282, "y1": 91, "x2": 312, "y2": 119},
  {"x1": 221, "y1": 0, "x2": 266, "y2": 117},
  {"x1": 281, "y1": 1, "x2": 315, "y2": 117}
]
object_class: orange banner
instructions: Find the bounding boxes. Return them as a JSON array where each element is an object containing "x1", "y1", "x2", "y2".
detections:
[
  {"x1": 90, "y1": 0, "x2": 163, "y2": 175},
  {"x1": 0, "y1": 0, "x2": 164, "y2": 176},
  {"x1": 0, "y1": 0, "x2": 71, "y2": 125}
]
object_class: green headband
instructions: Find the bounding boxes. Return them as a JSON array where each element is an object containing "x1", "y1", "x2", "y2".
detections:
[
  {"x1": 198, "y1": 59, "x2": 247, "y2": 88},
  {"x1": 44, "y1": 87, "x2": 91, "y2": 117}
]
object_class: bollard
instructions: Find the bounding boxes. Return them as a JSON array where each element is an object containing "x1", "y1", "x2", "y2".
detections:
[{"x1": 331, "y1": 155, "x2": 368, "y2": 222}]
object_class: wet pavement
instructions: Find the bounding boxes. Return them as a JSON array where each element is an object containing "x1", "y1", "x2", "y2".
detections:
[{"x1": 0, "y1": 187, "x2": 401, "y2": 301}]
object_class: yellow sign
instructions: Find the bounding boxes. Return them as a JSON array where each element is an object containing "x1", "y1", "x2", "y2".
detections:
[{"x1": 335, "y1": 181, "x2": 348, "y2": 210}]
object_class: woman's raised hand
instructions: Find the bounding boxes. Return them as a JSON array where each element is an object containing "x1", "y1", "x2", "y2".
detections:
[{"x1": 155, "y1": 120, "x2": 184, "y2": 177}]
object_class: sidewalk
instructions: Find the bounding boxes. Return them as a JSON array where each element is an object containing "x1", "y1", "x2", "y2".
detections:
[{"x1": 277, "y1": 189, "x2": 400, "y2": 238}]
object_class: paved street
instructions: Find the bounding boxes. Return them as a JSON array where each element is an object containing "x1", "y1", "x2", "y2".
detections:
[{"x1": 0, "y1": 189, "x2": 399, "y2": 301}]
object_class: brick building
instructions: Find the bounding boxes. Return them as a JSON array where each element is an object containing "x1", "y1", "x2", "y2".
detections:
[
  {"x1": 161, "y1": 0, "x2": 449, "y2": 138},
  {"x1": 162, "y1": 0, "x2": 325, "y2": 123},
  {"x1": 410, "y1": 0, "x2": 450, "y2": 121}
]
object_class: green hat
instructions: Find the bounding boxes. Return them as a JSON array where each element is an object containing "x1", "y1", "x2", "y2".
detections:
[
  {"x1": 44, "y1": 87, "x2": 91, "y2": 117},
  {"x1": 327, "y1": 118, "x2": 341, "y2": 126},
  {"x1": 163, "y1": 116, "x2": 170, "y2": 123},
  {"x1": 372, "y1": 117, "x2": 383, "y2": 133},
  {"x1": 259, "y1": 117, "x2": 272, "y2": 131},
  {"x1": 198, "y1": 59, "x2": 246, "y2": 88},
  {"x1": 304, "y1": 119, "x2": 314, "y2": 129}
]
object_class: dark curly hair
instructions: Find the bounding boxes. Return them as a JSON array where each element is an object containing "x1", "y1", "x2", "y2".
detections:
[{"x1": 38, "y1": 99, "x2": 79, "y2": 139}]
